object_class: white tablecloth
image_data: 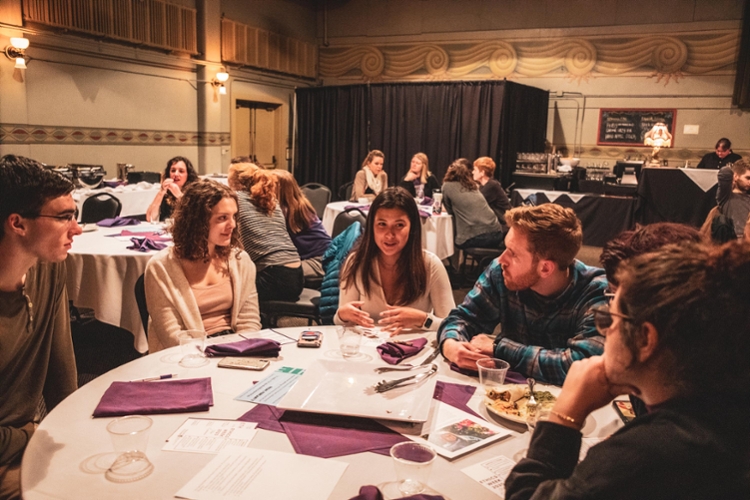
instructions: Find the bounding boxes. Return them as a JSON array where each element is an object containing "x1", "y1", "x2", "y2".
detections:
[
  {"x1": 73, "y1": 183, "x2": 161, "y2": 220},
  {"x1": 322, "y1": 201, "x2": 455, "y2": 260},
  {"x1": 22, "y1": 326, "x2": 621, "y2": 500},
  {"x1": 66, "y1": 224, "x2": 169, "y2": 353}
]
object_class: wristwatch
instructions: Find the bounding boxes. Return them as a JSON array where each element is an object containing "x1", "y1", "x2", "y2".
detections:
[{"x1": 422, "y1": 313, "x2": 435, "y2": 330}]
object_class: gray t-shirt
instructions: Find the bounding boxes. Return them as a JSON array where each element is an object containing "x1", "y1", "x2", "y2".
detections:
[
  {"x1": 441, "y1": 181, "x2": 502, "y2": 246},
  {"x1": 717, "y1": 166, "x2": 750, "y2": 238}
]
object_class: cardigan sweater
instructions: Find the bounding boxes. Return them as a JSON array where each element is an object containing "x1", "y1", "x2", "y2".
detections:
[
  {"x1": 351, "y1": 169, "x2": 388, "y2": 202},
  {"x1": 144, "y1": 247, "x2": 261, "y2": 352}
]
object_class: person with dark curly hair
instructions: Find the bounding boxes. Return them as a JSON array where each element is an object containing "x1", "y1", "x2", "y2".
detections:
[
  {"x1": 144, "y1": 179, "x2": 261, "y2": 352},
  {"x1": 0, "y1": 155, "x2": 80, "y2": 499},
  {"x1": 145, "y1": 156, "x2": 199, "y2": 222},
  {"x1": 441, "y1": 158, "x2": 503, "y2": 249}
]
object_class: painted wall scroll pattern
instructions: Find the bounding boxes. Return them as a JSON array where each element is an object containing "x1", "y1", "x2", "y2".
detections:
[
  {"x1": 319, "y1": 32, "x2": 738, "y2": 83},
  {"x1": 0, "y1": 123, "x2": 230, "y2": 146}
]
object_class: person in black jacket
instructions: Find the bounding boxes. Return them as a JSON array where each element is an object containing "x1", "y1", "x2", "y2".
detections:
[
  {"x1": 398, "y1": 152, "x2": 439, "y2": 200},
  {"x1": 505, "y1": 241, "x2": 750, "y2": 500},
  {"x1": 696, "y1": 137, "x2": 742, "y2": 169}
]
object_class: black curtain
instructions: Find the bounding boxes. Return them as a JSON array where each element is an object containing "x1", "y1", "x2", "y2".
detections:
[
  {"x1": 733, "y1": 0, "x2": 750, "y2": 109},
  {"x1": 295, "y1": 80, "x2": 548, "y2": 196}
]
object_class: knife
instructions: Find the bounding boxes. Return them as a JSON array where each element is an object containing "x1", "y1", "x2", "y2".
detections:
[{"x1": 419, "y1": 348, "x2": 441, "y2": 366}]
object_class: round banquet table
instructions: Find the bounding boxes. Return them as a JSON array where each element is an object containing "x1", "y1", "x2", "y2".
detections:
[
  {"x1": 66, "y1": 223, "x2": 170, "y2": 353},
  {"x1": 322, "y1": 201, "x2": 455, "y2": 261},
  {"x1": 22, "y1": 326, "x2": 623, "y2": 500}
]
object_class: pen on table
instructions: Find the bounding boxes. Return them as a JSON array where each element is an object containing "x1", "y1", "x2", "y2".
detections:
[{"x1": 130, "y1": 373, "x2": 178, "y2": 382}]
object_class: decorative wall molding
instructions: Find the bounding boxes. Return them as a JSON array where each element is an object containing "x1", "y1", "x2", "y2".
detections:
[
  {"x1": 222, "y1": 18, "x2": 316, "y2": 79},
  {"x1": 320, "y1": 31, "x2": 739, "y2": 83},
  {"x1": 555, "y1": 144, "x2": 749, "y2": 162},
  {"x1": 0, "y1": 124, "x2": 230, "y2": 146}
]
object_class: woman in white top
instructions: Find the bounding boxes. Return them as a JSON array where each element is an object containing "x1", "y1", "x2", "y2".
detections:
[
  {"x1": 335, "y1": 187, "x2": 455, "y2": 335},
  {"x1": 350, "y1": 149, "x2": 388, "y2": 202},
  {"x1": 145, "y1": 179, "x2": 261, "y2": 352}
]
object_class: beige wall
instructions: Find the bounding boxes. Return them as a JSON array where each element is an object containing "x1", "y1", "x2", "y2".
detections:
[{"x1": 317, "y1": 0, "x2": 749, "y2": 165}]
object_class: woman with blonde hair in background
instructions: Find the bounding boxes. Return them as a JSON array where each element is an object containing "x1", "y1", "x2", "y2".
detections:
[
  {"x1": 273, "y1": 170, "x2": 332, "y2": 284},
  {"x1": 351, "y1": 149, "x2": 388, "y2": 202},
  {"x1": 145, "y1": 179, "x2": 261, "y2": 352},
  {"x1": 398, "y1": 152, "x2": 440, "y2": 200},
  {"x1": 235, "y1": 168, "x2": 304, "y2": 302}
]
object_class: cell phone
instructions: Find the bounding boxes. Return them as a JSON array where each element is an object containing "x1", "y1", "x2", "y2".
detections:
[
  {"x1": 217, "y1": 358, "x2": 270, "y2": 371},
  {"x1": 297, "y1": 330, "x2": 322, "y2": 348},
  {"x1": 612, "y1": 400, "x2": 635, "y2": 424}
]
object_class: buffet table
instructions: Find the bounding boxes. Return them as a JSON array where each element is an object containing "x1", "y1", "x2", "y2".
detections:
[
  {"x1": 22, "y1": 326, "x2": 621, "y2": 500},
  {"x1": 511, "y1": 189, "x2": 636, "y2": 247},
  {"x1": 66, "y1": 223, "x2": 170, "y2": 353},
  {"x1": 322, "y1": 201, "x2": 455, "y2": 260},
  {"x1": 636, "y1": 167, "x2": 718, "y2": 227}
]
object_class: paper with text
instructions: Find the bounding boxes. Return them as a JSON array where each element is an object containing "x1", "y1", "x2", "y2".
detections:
[{"x1": 163, "y1": 419, "x2": 258, "y2": 454}]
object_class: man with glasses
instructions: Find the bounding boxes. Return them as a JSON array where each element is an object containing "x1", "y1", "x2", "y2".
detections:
[
  {"x1": 438, "y1": 204, "x2": 608, "y2": 385},
  {"x1": 505, "y1": 241, "x2": 750, "y2": 499},
  {"x1": 0, "y1": 155, "x2": 81, "y2": 499},
  {"x1": 696, "y1": 137, "x2": 741, "y2": 170}
]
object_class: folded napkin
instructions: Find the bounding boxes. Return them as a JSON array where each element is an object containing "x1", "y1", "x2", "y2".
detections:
[
  {"x1": 417, "y1": 209, "x2": 432, "y2": 218},
  {"x1": 204, "y1": 338, "x2": 281, "y2": 358},
  {"x1": 97, "y1": 216, "x2": 141, "y2": 227},
  {"x1": 449, "y1": 362, "x2": 527, "y2": 384},
  {"x1": 127, "y1": 237, "x2": 167, "y2": 252},
  {"x1": 119, "y1": 230, "x2": 171, "y2": 242},
  {"x1": 93, "y1": 377, "x2": 213, "y2": 418},
  {"x1": 238, "y1": 406, "x2": 408, "y2": 458},
  {"x1": 376, "y1": 338, "x2": 428, "y2": 365},
  {"x1": 433, "y1": 380, "x2": 481, "y2": 419},
  {"x1": 419, "y1": 196, "x2": 433, "y2": 206},
  {"x1": 349, "y1": 485, "x2": 444, "y2": 500}
]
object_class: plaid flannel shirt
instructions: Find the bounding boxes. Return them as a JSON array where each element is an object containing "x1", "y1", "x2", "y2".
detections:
[{"x1": 438, "y1": 259, "x2": 608, "y2": 385}]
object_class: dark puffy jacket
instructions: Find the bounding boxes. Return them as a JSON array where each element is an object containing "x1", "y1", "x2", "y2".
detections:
[{"x1": 318, "y1": 222, "x2": 362, "y2": 323}]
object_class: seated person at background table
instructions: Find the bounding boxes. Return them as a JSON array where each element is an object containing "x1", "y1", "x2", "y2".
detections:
[
  {"x1": 335, "y1": 188, "x2": 455, "y2": 335},
  {"x1": 145, "y1": 180, "x2": 261, "y2": 353},
  {"x1": 0, "y1": 155, "x2": 80, "y2": 499},
  {"x1": 696, "y1": 137, "x2": 742, "y2": 169},
  {"x1": 716, "y1": 159, "x2": 750, "y2": 239},
  {"x1": 599, "y1": 222, "x2": 703, "y2": 418},
  {"x1": 505, "y1": 241, "x2": 750, "y2": 500},
  {"x1": 351, "y1": 149, "x2": 388, "y2": 202},
  {"x1": 235, "y1": 168, "x2": 304, "y2": 302},
  {"x1": 438, "y1": 204, "x2": 608, "y2": 385},
  {"x1": 473, "y1": 156, "x2": 510, "y2": 228},
  {"x1": 273, "y1": 169, "x2": 332, "y2": 284},
  {"x1": 397, "y1": 152, "x2": 439, "y2": 200},
  {"x1": 441, "y1": 158, "x2": 504, "y2": 249},
  {"x1": 145, "y1": 156, "x2": 199, "y2": 222}
]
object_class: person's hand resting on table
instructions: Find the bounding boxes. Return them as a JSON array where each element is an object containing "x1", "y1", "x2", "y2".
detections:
[
  {"x1": 337, "y1": 300, "x2": 375, "y2": 328},
  {"x1": 378, "y1": 305, "x2": 427, "y2": 336},
  {"x1": 442, "y1": 338, "x2": 491, "y2": 370}
]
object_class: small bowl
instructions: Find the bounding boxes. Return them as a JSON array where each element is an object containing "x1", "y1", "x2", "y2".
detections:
[{"x1": 559, "y1": 158, "x2": 580, "y2": 167}]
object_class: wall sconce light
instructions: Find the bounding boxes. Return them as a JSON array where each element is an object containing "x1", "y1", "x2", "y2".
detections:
[
  {"x1": 5, "y1": 37, "x2": 29, "y2": 69},
  {"x1": 213, "y1": 70, "x2": 229, "y2": 95}
]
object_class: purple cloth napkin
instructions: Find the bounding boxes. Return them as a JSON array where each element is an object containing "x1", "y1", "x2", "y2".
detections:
[
  {"x1": 349, "y1": 485, "x2": 444, "y2": 500},
  {"x1": 449, "y1": 362, "x2": 526, "y2": 384},
  {"x1": 96, "y1": 216, "x2": 141, "y2": 227},
  {"x1": 238, "y1": 406, "x2": 408, "y2": 458},
  {"x1": 417, "y1": 209, "x2": 432, "y2": 218},
  {"x1": 376, "y1": 338, "x2": 427, "y2": 365},
  {"x1": 93, "y1": 378, "x2": 213, "y2": 418},
  {"x1": 205, "y1": 338, "x2": 280, "y2": 358},
  {"x1": 419, "y1": 196, "x2": 433, "y2": 206},
  {"x1": 433, "y1": 381, "x2": 481, "y2": 418},
  {"x1": 127, "y1": 237, "x2": 167, "y2": 252},
  {"x1": 119, "y1": 230, "x2": 171, "y2": 242}
]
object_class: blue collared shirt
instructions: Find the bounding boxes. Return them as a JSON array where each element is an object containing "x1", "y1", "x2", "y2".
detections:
[{"x1": 438, "y1": 260, "x2": 608, "y2": 385}]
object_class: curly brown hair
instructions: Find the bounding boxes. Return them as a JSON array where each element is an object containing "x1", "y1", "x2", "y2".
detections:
[
  {"x1": 171, "y1": 179, "x2": 242, "y2": 261},
  {"x1": 442, "y1": 158, "x2": 477, "y2": 191},
  {"x1": 244, "y1": 169, "x2": 278, "y2": 215}
]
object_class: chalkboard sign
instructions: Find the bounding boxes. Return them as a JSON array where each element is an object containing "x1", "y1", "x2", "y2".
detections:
[{"x1": 597, "y1": 109, "x2": 677, "y2": 147}]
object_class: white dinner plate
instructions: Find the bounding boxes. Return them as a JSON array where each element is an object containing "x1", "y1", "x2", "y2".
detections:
[
  {"x1": 81, "y1": 224, "x2": 98, "y2": 232},
  {"x1": 277, "y1": 359, "x2": 438, "y2": 423},
  {"x1": 483, "y1": 384, "x2": 558, "y2": 424}
]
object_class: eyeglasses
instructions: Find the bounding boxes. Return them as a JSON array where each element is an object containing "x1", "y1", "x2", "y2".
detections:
[
  {"x1": 590, "y1": 305, "x2": 635, "y2": 336},
  {"x1": 25, "y1": 209, "x2": 79, "y2": 224}
]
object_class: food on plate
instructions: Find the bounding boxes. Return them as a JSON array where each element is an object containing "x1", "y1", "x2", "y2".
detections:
[{"x1": 485, "y1": 385, "x2": 556, "y2": 420}]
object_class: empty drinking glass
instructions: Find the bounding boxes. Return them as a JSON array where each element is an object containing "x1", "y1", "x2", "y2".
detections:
[{"x1": 390, "y1": 442, "x2": 437, "y2": 495}]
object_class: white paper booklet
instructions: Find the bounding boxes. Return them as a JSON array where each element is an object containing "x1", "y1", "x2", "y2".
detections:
[
  {"x1": 175, "y1": 447, "x2": 347, "y2": 500},
  {"x1": 461, "y1": 454, "x2": 517, "y2": 498},
  {"x1": 408, "y1": 401, "x2": 512, "y2": 459},
  {"x1": 162, "y1": 418, "x2": 258, "y2": 454}
]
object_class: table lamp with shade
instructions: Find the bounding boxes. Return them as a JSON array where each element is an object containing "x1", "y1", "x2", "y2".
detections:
[{"x1": 643, "y1": 122, "x2": 673, "y2": 167}]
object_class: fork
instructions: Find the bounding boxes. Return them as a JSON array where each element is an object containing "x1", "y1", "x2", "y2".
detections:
[
  {"x1": 374, "y1": 364, "x2": 438, "y2": 393},
  {"x1": 374, "y1": 349, "x2": 440, "y2": 374}
]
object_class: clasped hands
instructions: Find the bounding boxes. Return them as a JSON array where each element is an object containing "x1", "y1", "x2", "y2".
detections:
[
  {"x1": 337, "y1": 301, "x2": 427, "y2": 336},
  {"x1": 161, "y1": 178, "x2": 183, "y2": 198}
]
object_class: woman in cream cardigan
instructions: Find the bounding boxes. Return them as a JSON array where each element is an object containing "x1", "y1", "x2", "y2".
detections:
[
  {"x1": 145, "y1": 179, "x2": 261, "y2": 352},
  {"x1": 350, "y1": 149, "x2": 388, "y2": 202}
]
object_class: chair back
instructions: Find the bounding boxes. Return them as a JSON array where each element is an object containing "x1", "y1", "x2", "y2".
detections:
[
  {"x1": 80, "y1": 193, "x2": 122, "y2": 223},
  {"x1": 338, "y1": 181, "x2": 354, "y2": 202},
  {"x1": 134, "y1": 274, "x2": 149, "y2": 338},
  {"x1": 332, "y1": 207, "x2": 367, "y2": 238},
  {"x1": 300, "y1": 183, "x2": 332, "y2": 218}
]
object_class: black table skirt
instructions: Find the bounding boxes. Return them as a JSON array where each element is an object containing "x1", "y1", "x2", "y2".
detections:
[
  {"x1": 511, "y1": 191, "x2": 637, "y2": 247},
  {"x1": 636, "y1": 168, "x2": 717, "y2": 227}
]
